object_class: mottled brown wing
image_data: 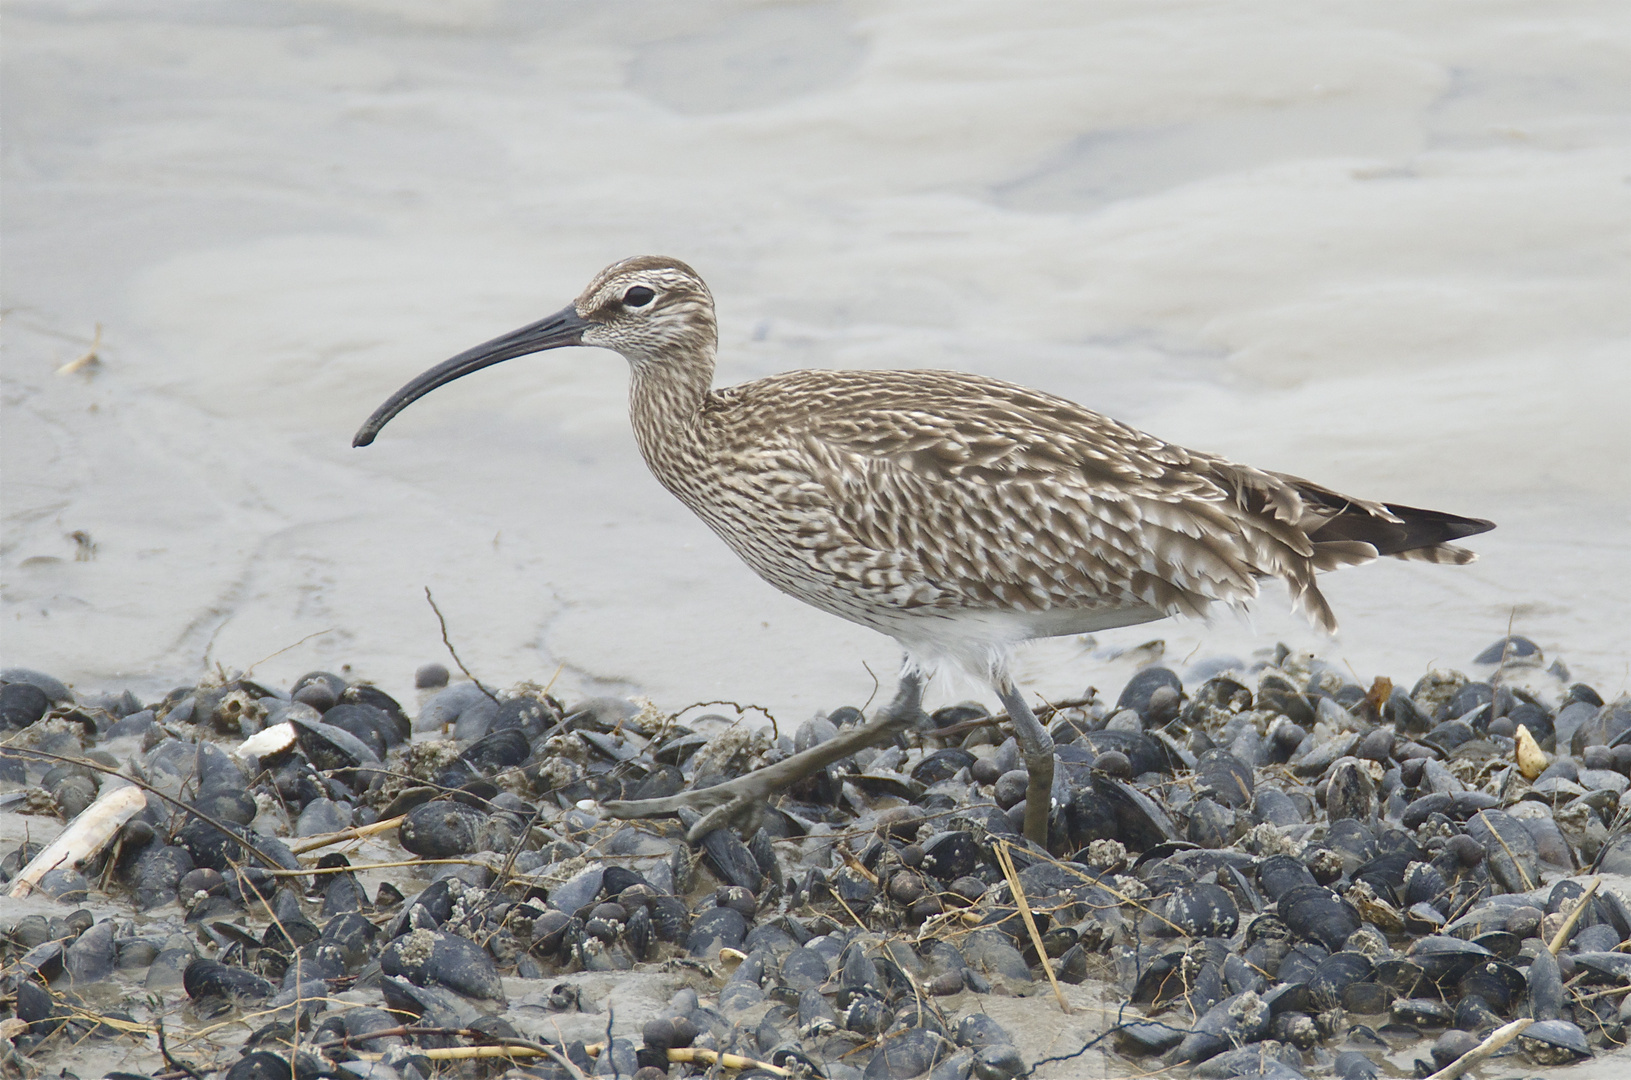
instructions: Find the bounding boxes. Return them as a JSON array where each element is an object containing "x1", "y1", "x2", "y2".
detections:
[{"x1": 718, "y1": 369, "x2": 1360, "y2": 631}]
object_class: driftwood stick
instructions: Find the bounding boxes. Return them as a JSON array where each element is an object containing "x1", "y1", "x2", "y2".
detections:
[
  {"x1": 288, "y1": 814, "x2": 405, "y2": 855},
  {"x1": 1547, "y1": 878, "x2": 1601, "y2": 955},
  {"x1": 3, "y1": 747, "x2": 286, "y2": 870},
  {"x1": 9, "y1": 784, "x2": 146, "y2": 898},
  {"x1": 664, "y1": 1047, "x2": 791, "y2": 1076},
  {"x1": 1422, "y1": 1016, "x2": 1532, "y2": 1080}
]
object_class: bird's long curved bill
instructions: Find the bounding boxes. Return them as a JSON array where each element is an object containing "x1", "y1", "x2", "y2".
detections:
[{"x1": 353, "y1": 304, "x2": 590, "y2": 447}]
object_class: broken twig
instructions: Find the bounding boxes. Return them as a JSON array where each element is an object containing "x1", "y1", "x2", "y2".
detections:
[{"x1": 1423, "y1": 1016, "x2": 1532, "y2": 1080}]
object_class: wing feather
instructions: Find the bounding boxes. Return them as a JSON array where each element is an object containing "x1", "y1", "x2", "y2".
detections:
[{"x1": 691, "y1": 368, "x2": 1485, "y2": 635}]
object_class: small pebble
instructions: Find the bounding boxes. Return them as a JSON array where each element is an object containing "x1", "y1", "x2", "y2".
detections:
[
  {"x1": 1093, "y1": 750, "x2": 1132, "y2": 778},
  {"x1": 909, "y1": 895, "x2": 943, "y2": 922},
  {"x1": 1105, "y1": 709, "x2": 1143, "y2": 733},
  {"x1": 641, "y1": 1018, "x2": 677, "y2": 1049},
  {"x1": 1145, "y1": 686, "x2": 1181, "y2": 724},
  {"x1": 1356, "y1": 727, "x2": 1394, "y2": 762},
  {"x1": 1506, "y1": 905, "x2": 1543, "y2": 938},
  {"x1": 293, "y1": 682, "x2": 336, "y2": 712},
  {"x1": 1400, "y1": 757, "x2": 1427, "y2": 788},
  {"x1": 1, "y1": 681, "x2": 52, "y2": 729},
  {"x1": 1583, "y1": 744, "x2": 1615, "y2": 770},
  {"x1": 888, "y1": 871, "x2": 926, "y2": 905},
  {"x1": 1431, "y1": 1029, "x2": 1479, "y2": 1068},
  {"x1": 667, "y1": 1016, "x2": 697, "y2": 1048},
  {"x1": 1446, "y1": 834, "x2": 1484, "y2": 866},
  {"x1": 992, "y1": 769, "x2": 1029, "y2": 808},
  {"x1": 716, "y1": 885, "x2": 756, "y2": 915}
]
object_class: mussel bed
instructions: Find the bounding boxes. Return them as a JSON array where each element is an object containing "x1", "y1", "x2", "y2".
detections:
[{"x1": 3, "y1": 635, "x2": 1630, "y2": 1080}]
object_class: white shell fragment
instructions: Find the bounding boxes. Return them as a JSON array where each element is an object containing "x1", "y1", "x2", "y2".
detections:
[
  {"x1": 8, "y1": 783, "x2": 147, "y2": 898},
  {"x1": 236, "y1": 721, "x2": 297, "y2": 760},
  {"x1": 1516, "y1": 724, "x2": 1549, "y2": 781}
]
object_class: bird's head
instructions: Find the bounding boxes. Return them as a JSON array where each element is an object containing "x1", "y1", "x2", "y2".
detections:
[
  {"x1": 353, "y1": 255, "x2": 716, "y2": 447},
  {"x1": 574, "y1": 255, "x2": 717, "y2": 363}
]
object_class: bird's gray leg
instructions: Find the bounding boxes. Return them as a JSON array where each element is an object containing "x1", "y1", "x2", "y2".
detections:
[
  {"x1": 603, "y1": 667, "x2": 927, "y2": 843},
  {"x1": 994, "y1": 680, "x2": 1056, "y2": 848}
]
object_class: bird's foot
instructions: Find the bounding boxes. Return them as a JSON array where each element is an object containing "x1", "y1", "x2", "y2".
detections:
[
  {"x1": 600, "y1": 713, "x2": 906, "y2": 842},
  {"x1": 601, "y1": 671, "x2": 927, "y2": 844},
  {"x1": 682, "y1": 794, "x2": 758, "y2": 843},
  {"x1": 599, "y1": 781, "x2": 735, "y2": 821}
]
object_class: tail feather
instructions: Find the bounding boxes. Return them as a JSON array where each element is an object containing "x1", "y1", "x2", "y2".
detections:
[
  {"x1": 1309, "y1": 539, "x2": 1379, "y2": 571},
  {"x1": 1391, "y1": 542, "x2": 1480, "y2": 565},
  {"x1": 1221, "y1": 473, "x2": 1494, "y2": 636},
  {"x1": 1289, "y1": 480, "x2": 1495, "y2": 559}
]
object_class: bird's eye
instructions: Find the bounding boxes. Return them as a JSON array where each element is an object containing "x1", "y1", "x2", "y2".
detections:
[{"x1": 623, "y1": 286, "x2": 656, "y2": 308}]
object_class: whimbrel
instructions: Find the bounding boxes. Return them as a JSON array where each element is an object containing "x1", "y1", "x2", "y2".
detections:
[{"x1": 355, "y1": 255, "x2": 1493, "y2": 847}]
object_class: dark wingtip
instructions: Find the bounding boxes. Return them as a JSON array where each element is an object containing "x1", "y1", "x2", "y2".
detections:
[
  {"x1": 1452, "y1": 515, "x2": 1497, "y2": 539},
  {"x1": 1306, "y1": 499, "x2": 1495, "y2": 558},
  {"x1": 1416, "y1": 510, "x2": 1495, "y2": 543}
]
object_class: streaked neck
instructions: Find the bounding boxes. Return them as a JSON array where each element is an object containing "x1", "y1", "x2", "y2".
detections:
[{"x1": 627, "y1": 346, "x2": 714, "y2": 480}]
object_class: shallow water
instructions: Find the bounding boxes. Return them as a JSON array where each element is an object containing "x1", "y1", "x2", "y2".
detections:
[{"x1": 4, "y1": 1, "x2": 1628, "y2": 724}]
